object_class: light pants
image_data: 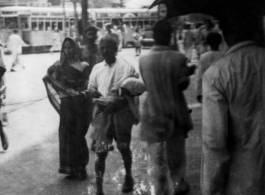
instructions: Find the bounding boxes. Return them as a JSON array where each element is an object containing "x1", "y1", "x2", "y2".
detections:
[{"x1": 147, "y1": 135, "x2": 186, "y2": 195}]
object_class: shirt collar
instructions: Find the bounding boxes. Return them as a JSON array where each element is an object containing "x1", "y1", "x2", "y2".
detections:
[
  {"x1": 225, "y1": 41, "x2": 256, "y2": 56},
  {"x1": 151, "y1": 45, "x2": 172, "y2": 51}
]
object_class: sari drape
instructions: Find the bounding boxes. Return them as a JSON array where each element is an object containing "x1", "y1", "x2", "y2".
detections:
[{"x1": 43, "y1": 37, "x2": 93, "y2": 176}]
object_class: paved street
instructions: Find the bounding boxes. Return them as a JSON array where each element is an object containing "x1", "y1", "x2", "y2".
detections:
[{"x1": 0, "y1": 48, "x2": 202, "y2": 195}]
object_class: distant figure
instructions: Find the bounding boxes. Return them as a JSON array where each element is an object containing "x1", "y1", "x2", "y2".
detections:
[
  {"x1": 105, "y1": 23, "x2": 120, "y2": 49},
  {"x1": 113, "y1": 25, "x2": 123, "y2": 51},
  {"x1": 7, "y1": 29, "x2": 28, "y2": 72},
  {"x1": 183, "y1": 24, "x2": 195, "y2": 62},
  {"x1": 177, "y1": 24, "x2": 185, "y2": 54},
  {"x1": 69, "y1": 20, "x2": 77, "y2": 39},
  {"x1": 198, "y1": 20, "x2": 215, "y2": 56},
  {"x1": 196, "y1": 32, "x2": 223, "y2": 103},
  {"x1": 133, "y1": 29, "x2": 142, "y2": 56},
  {"x1": 0, "y1": 42, "x2": 8, "y2": 150},
  {"x1": 50, "y1": 29, "x2": 62, "y2": 53},
  {"x1": 81, "y1": 26, "x2": 104, "y2": 152}
]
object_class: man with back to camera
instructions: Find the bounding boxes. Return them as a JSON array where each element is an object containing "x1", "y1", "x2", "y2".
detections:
[
  {"x1": 139, "y1": 20, "x2": 196, "y2": 195},
  {"x1": 201, "y1": 8, "x2": 265, "y2": 195}
]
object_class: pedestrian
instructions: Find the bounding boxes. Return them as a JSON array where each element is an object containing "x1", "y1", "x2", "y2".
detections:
[
  {"x1": 88, "y1": 35, "x2": 138, "y2": 195},
  {"x1": 139, "y1": 20, "x2": 195, "y2": 195},
  {"x1": 50, "y1": 29, "x2": 61, "y2": 53},
  {"x1": 133, "y1": 28, "x2": 142, "y2": 56},
  {"x1": 44, "y1": 37, "x2": 91, "y2": 179},
  {"x1": 0, "y1": 42, "x2": 8, "y2": 151},
  {"x1": 81, "y1": 26, "x2": 104, "y2": 152},
  {"x1": 81, "y1": 26, "x2": 103, "y2": 76},
  {"x1": 7, "y1": 29, "x2": 28, "y2": 72},
  {"x1": 105, "y1": 23, "x2": 120, "y2": 49},
  {"x1": 201, "y1": 13, "x2": 265, "y2": 195},
  {"x1": 197, "y1": 20, "x2": 215, "y2": 56},
  {"x1": 113, "y1": 25, "x2": 123, "y2": 51},
  {"x1": 196, "y1": 31, "x2": 223, "y2": 103},
  {"x1": 183, "y1": 23, "x2": 195, "y2": 62}
]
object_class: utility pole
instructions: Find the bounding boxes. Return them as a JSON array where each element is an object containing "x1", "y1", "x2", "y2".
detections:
[
  {"x1": 81, "y1": 0, "x2": 88, "y2": 43},
  {"x1": 15, "y1": 0, "x2": 18, "y2": 6},
  {"x1": 72, "y1": 0, "x2": 79, "y2": 39},
  {"x1": 62, "y1": 0, "x2": 67, "y2": 38}
]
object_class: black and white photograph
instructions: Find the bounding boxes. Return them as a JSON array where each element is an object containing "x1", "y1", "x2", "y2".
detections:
[{"x1": 0, "y1": 0, "x2": 264, "y2": 195}]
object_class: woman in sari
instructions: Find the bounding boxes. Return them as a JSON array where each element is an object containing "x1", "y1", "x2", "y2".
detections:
[{"x1": 44, "y1": 37, "x2": 92, "y2": 179}]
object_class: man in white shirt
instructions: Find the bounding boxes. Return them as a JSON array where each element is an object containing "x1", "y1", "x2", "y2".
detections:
[
  {"x1": 196, "y1": 31, "x2": 223, "y2": 102},
  {"x1": 7, "y1": 29, "x2": 28, "y2": 71},
  {"x1": 88, "y1": 35, "x2": 138, "y2": 195}
]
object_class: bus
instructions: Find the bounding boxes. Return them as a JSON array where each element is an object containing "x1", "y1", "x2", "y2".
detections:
[{"x1": 0, "y1": 6, "x2": 158, "y2": 53}]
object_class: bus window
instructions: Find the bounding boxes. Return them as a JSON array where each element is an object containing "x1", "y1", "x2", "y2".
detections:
[
  {"x1": 132, "y1": 21, "x2": 137, "y2": 29},
  {"x1": 45, "y1": 18, "x2": 51, "y2": 30},
  {"x1": 4, "y1": 17, "x2": 18, "y2": 29},
  {"x1": 0, "y1": 18, "x2": 3, "y2": 29},
  {"x1": 20, "y1": 17, "x2": 29, "y2": 29},
  {"x1": 96, "y1": 22, "x2": 103, "y2": 29},
  {"x1": 39, "y1": 18, "x2": 44, "y2": 31},
  {"x1": 64, "y1": 21, "x2": 69, "y2": 31},
  {"x1": 150, "y1": 20, "x2": 156, "y2": 27},
  {"x1": 58, "y1": 21, "x2": 63, "y2": 30},
  {"x1": 52, "y1": 19, "x2": 57, "y2": 30},
  {"x1": 138, "y1": 21, "x2": 143, "y2": 29},
  {"x1": 31, "y1": 18, "x2": 38, "y2": 30}
]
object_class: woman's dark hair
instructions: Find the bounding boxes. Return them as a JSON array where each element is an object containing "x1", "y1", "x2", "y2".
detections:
[{"x1": 153, "y1": 20, "x2": 172, "y2": 46}]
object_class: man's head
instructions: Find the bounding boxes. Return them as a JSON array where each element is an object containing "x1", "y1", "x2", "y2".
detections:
[
  {"x1": 206, "y1": 32, "x2": 223, "y2": 51},
  {"x1": 99, "y1": 35, "x2": 118, "y2": 64},
  {"x1": 13, "y1": 29, "x2": 18, "y2": 34},
  {"x1": 153, "y1": 20, "x2": 172, "y2": 46},
  {"x1": 84, "y1": 26, "x2": 98, "y2": 43},
  {"x1": 218, "y1": 13, "x2": 264, "y2": 47},
  {"x1": 105, "y1": 23, "x2": 113, "y2": 34}
]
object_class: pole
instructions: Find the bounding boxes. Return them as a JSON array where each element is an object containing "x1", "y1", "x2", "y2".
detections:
[
  {"x1": 82, "y1": 0, "x2": 88, "y2": 43},
  {"x1": 15, "y1": 0, "x2": 18, "y2": 6},
  {"x1": 73, "y1": 0, "x2": 79, "y2": 38},
  {"x1": 62, "y1": 0, "x2": 67, "y2": 38}
]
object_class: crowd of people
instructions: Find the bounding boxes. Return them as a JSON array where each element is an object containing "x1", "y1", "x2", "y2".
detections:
[
  {"x1": 0, "y1": 6, "x2": 264, "y2": 195},
  {"x1": 41, "y1": 11, "x2": 265, "y2": 194}
]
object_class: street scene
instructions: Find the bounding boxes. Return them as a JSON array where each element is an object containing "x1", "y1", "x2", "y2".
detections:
[
  {"x1": 0, "y1": 49, "x2": 201, "y2": 195},
  {"x1": 1, "y1": 0, "x2": 265, "y2": 195}
]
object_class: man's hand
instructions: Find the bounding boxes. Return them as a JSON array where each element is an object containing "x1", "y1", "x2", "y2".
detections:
[
  {"x1": 91, "y1": 90, "x2": 102, "y2": 98},
  {"x1": 188, "y1": 64, "x2": 197, "y2": 75}
]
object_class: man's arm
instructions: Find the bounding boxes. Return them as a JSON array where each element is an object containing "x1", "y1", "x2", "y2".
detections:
[
  {"x1": 87, "y1": 67, "x2": 102, "y2": 98},
  {"x1": 201, "y1": 73, "x2": 230, "y2": 195}
]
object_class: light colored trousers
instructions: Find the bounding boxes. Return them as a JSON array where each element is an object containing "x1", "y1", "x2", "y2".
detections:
[{"x1": 147, "y1": 135, "x2": 186, "y2": 195}]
